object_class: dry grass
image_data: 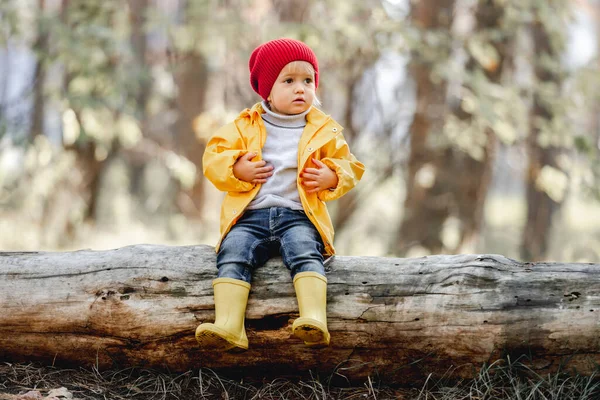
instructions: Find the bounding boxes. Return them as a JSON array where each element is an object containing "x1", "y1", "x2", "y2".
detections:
[
  {"x1": 0, "y1": 363, "x2": 403, "y2": 400},
  {"x1": 0, "y1": 357, "x2": 598, "y2": 400},
  {"x1": 413, "y1": 357, "x2": 600, "y2": 400}
]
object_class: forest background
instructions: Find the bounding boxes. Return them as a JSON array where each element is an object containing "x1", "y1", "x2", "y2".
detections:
[{"x1": 1, "y1": 0, "x2": 599, "y2": 263}]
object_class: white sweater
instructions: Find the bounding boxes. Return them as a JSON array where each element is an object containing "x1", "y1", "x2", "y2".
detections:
[{"x1": 246, "y1": 102, "x2": 311, "y2": 211}]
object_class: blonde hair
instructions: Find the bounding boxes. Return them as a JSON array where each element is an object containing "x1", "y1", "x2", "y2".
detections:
[
  {"x1": 273, "y1": 61, "x2": 322, "y2": 107},
  {"x1": 282, "y1": 60, "x2": 315, "y2": 76}
]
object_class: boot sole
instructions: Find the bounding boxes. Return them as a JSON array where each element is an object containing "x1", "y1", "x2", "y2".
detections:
[
  {"x1": 195, "y1": 324, "x2": 248, "y2": 351},
  {"x1": 292, "y1": 319, "x2": 330, "y2": 346}
]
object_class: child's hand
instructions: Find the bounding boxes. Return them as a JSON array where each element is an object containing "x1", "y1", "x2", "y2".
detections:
[
  {"x1": 233, "y1": 152, "x2": 273, "y2": 184},
  {"x1": 301, "y1": 158, "x2": 338, "y2": 194}
]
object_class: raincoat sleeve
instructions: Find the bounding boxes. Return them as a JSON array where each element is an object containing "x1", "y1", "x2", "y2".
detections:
[
  {"x1": 202, "y1": 123, "x2": 255, "y2": 193},
  {"x1": 317, "y1": 132, "x2": 365, "y2": 202}
]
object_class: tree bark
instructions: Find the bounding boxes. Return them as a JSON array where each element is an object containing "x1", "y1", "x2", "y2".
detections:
[{"x1": 1, "y1": 245, "x2": 599, "y2": 384}]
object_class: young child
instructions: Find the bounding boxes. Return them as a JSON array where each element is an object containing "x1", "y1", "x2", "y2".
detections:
[{"x1": 196, "y1": 38, "x2": 364, "y2": 351}]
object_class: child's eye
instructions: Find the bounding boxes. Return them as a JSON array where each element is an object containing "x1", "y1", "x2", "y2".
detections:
[
  {"x1": 304, "y1": 78, "x2": 313, "y2": 84},
  {"x1": 284, "y1": 78, "x2": 293, "y2": 84}
]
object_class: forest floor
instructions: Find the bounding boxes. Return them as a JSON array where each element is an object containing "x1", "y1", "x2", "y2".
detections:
[{"x1": 1, "y1": 359, "x2": 598, "y2": 400}]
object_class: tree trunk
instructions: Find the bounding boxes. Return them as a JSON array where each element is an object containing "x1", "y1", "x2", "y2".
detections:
[
  {"x1": 396, "y1": 0, "x2": 455, "y2": 255},
  {"x1": 436, "y1": 0, "x2": 513, "y2": 253},
  {"x1": 397, "y1": 1, "x2": 512, "y2": 256},
  {"x1": 128, "y1": 0, "x2": 150, "y2": 121},
  {"x1": 1, "y1": 245, "x2": 599, "y2": 385},
  {"x1": 59, "y1": 0, "x2": 104, "y2": 223},
  {"x1": 521, "y1": 13, "x2": 567, "y2": 261},
  {"x1": 174, "y1": 52, "x2": 208, "y2": 218},
  {"x1": 30, "y1": 0, "x2": 47, "y2": 140},
  {"x1": 445, "y1": 0, "x2": 508, "y2": 253}
]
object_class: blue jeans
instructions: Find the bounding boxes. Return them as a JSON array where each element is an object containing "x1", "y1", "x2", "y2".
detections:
[{"x1": 217, "y1": 207, "x2": 325, "y2": 283}]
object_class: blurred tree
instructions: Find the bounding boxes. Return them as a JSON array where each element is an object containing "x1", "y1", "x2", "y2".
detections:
[
  {"x1": 315, "y1": 0, "x2": 384, "y2": 232},
  {"x1": 129, "y1": 0, "x2": 151, "y2": 123},
  {"x1": 394, "y1": 0, "x2": 456, "y2": 255},
  {"x1": 58, "y1": 1, "x2": 120, "y2": 221},
  {"x1": 123, "y1": 0, "x2": 152, "y2": 214},
  {"x1": 172, "y1": 0, "x2": 210, "y2": 219},
  {"x1": 34, "y1": 0, "x2": 157, "y2": 244},
  {"x1": 394, "y1": 0, "x2": 578, "y2": 260},
  {"x1": 30, "y1": 0, "x2": 48, "y2": 140},
  {"x1": 445, "y1": 1, "x2": 515, "y2": 253},
  {"x1": 397, "y1": 0, "x2": 513, "y2": 255},
  {"x1": 521, "y1": 1, "x2": 570, "y2": 261},
  {"x1": 272, "y1": 0, "x2": 310, "y2": 21},
  {"x1": 588, "y1": 0, "x2": 600, "y2": 200},
  {"x1": 595, "y1": 0, "x2": 600, "y2": 171},
  {"x1": 0, "y1": 1, "x2": 28, "y2": 139}
]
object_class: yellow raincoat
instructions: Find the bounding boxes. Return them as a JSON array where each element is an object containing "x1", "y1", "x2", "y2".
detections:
[{"x1": 203, "y1": 102, "x2": 365, "y2": 256}]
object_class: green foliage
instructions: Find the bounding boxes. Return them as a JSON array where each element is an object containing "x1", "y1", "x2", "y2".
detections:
[
  {"x1": 0, "y1": 2, "x2": 20, "y2": 45},
  {"x1": 20, "y1": 2, "x2": 145, "y2": 153},
  {"x1": 316, "y1": 0, "x2": 384, "y2": 63},
  {"x1": 571, "y1": 60, "x2": 600, "y2": 201},
  {"x1": 396, "y1": 0, "x2": 600, "y2": 207}
]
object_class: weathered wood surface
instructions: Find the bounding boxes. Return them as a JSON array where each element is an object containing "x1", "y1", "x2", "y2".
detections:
[{"x1": 1, "y1": 244, "x2": 599, "y2": 384}]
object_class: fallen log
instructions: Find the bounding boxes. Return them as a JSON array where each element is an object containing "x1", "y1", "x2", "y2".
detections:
[{"x1": 0, "y1": 244, "x2": 599, "y2": 384}]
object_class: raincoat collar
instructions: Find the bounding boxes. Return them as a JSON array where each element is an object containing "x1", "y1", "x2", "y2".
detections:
[
  {"x1": 238, "y1": 102, "x2": 265, "y2": 126},
  {"x1": 239, "y1": 102, "x2": 334, "y2": 131},
  {"x1": 237, "y1": 103, "x2": 341, "y2": 156}
]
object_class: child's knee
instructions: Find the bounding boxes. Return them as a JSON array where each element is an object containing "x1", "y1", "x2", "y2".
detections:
[
  {"x1": 292, "y1": 263, "x2": 325, "y2": 278},
  {"x1": 217, "y1": 234, "x2": 255, "y2": 265},
  {"x1": 217, "y1": 263, "x2": 252, "y2": 283}
]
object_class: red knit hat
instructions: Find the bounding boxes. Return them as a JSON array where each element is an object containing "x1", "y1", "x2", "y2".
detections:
[{"x1": 249, "y1": 38, "x2": 319, "y2": 101}]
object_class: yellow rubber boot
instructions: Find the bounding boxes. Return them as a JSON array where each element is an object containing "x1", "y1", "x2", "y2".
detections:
[
  {"x1": 292, "y1": 272, "x2": 330, "y2": 347},
  {"x1": 195, "y1": 278, "x2": 251, "y2": 351}
]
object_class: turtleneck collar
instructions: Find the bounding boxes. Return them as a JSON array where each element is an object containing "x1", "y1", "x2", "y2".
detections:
[{"x1": 261, "y1": 100, "x2": 310, "y2": 129}]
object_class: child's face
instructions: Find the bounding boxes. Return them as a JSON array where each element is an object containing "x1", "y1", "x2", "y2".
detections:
[{"x1": 268, "y1": 61, "x2": 316, "y2": 115}]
